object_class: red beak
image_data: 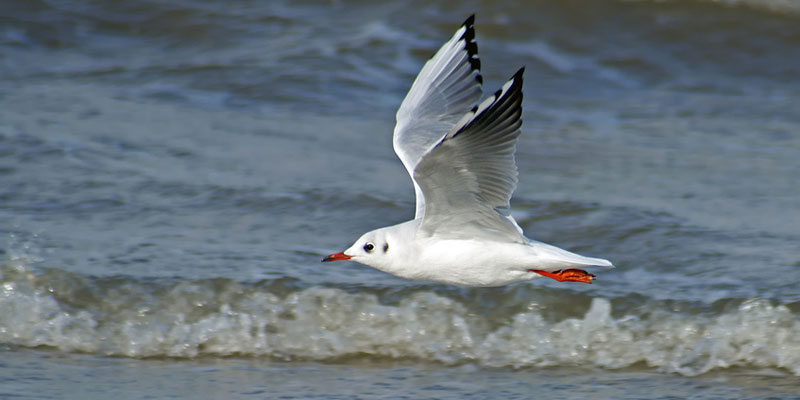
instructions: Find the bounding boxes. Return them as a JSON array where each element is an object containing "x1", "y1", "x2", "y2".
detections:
[{"x1": 322, "y1": 252, "x2": 351, "y2": 262}]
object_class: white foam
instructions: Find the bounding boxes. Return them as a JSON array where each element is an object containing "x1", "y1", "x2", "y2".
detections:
[{"x1": 1, "y1": 267, "x2": 798, "y2": 376}]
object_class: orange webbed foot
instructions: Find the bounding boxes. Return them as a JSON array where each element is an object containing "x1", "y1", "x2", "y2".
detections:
[{"x1": 530, "y1": 268, "x2": 595, "y2": 284}]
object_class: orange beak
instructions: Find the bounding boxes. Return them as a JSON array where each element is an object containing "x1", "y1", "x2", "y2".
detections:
[{"x1": 322, "y1": 252, "x2": 351, "y2": 262}]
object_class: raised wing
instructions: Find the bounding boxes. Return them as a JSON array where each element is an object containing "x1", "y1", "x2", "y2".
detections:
[
  {"x1": 414, "y1": 68, "x2": 526, "y2": 243},
  {"x1": 393, "y1": 15, "x2": 483, "y2": 219}
]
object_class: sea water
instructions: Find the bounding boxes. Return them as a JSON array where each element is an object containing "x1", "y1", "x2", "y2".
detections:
[{"x1": 1, "y1": 0, "x2": 799, "y2": 398}]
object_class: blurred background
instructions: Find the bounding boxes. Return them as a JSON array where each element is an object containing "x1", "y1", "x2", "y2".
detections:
[{"x1": 1, "y1": 1, "x2": 799, "y2": 399}]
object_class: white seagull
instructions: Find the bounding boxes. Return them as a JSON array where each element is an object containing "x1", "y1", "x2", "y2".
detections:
[{"x1": 323, "y1": 15, "x2": 613, "y2": 286}]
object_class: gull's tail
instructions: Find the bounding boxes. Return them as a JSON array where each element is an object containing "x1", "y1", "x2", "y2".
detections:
[{"x1": 529, "y1": 240, "x2": 615, "y2": 270}]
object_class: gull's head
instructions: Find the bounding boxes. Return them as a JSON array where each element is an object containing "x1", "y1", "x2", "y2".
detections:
[{"x1": 321, "y1": 228, "x2": 393, "y2": 269}]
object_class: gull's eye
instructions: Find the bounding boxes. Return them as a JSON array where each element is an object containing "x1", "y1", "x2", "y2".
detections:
[{"x1": 363, "y1": 242, "x2": 375, "y2": 253}]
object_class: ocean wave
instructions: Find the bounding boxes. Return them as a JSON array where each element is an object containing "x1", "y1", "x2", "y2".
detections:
[{"x1": 1, "y1": 263, "x2": 798, "y2": 376}]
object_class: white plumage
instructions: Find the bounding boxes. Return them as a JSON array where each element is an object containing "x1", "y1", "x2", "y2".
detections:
[{"x1": 323, "y1": 15, "x2": 613, "y2": 286}]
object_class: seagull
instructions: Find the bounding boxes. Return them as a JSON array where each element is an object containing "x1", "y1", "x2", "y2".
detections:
[{"x1": 322, "y1": 15, "x2": 613, "y2": 286}]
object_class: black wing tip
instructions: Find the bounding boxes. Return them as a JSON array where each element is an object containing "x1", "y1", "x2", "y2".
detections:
[
  {"x1": 512, "y1": 66, "x2": 525, "y2": 84},
  {"x1": 463, "y1": 14, "x2": 476, "y2": 29},
  {"x1": 459, "y1": 14, "x2": 482, "y2": 83},
  {"x1": 455, "y1": 66, "x2": 525, "y2": 138},
  {"x1": 506, "y1": 66, "x2": 525, "y2": 95},
  {"x1": 493, "y1": 67, "x2": 525, "y2": 99},
  {"x1": 460, "y1": 14, "x2": 476, "y2": 43}
]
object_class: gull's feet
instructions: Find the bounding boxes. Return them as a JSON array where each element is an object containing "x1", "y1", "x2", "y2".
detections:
[{"x1": 530, "y1": 268, "x2": 595, "y2": 284}]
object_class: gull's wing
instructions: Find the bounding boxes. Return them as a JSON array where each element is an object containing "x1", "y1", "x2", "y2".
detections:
[
  {"x1": 393, "y1": 15, "x2": 483, "y2": 219},
  {"x1": 415, "y1": 68, "x2": 527, "y2": 243}
]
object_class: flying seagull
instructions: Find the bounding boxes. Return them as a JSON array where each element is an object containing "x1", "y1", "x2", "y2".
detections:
[{"x1": 323, "y1": 15, "x2": 613, "y2": 286}]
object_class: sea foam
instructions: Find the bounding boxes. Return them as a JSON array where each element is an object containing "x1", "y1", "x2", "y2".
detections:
[{"x1": 1, "y1": 263, "x2": 799, "y2": 376}]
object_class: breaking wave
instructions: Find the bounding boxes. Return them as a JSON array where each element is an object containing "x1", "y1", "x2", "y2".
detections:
[{"x1": 1, "y1": 262, "x2": 798, "y2": 377}]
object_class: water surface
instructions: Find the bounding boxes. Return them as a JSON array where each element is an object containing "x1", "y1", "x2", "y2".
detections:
[{"x1": 1, "y1": 0, "x2": 799, "y2": 398}]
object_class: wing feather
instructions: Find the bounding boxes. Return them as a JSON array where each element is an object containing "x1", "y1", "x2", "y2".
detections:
[
  {"x1": 415, "y1": 68, "x2": 526, "y2": 242},
  {"x1": 393, "y1": 15, "x2": 483, "y2": 219}
]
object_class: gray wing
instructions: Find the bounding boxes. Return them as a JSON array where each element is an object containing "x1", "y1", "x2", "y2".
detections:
[
  {"x1": 414, "y1": 68, "x2": 527, "y2": 243},
  {"x1": 393, "y1": 15, "x2": 483, "y2": 219}
]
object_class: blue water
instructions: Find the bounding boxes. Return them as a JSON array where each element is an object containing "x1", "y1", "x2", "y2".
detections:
[{"x1": 1, "y1": 0, "x2": 799, "y2": 398}]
